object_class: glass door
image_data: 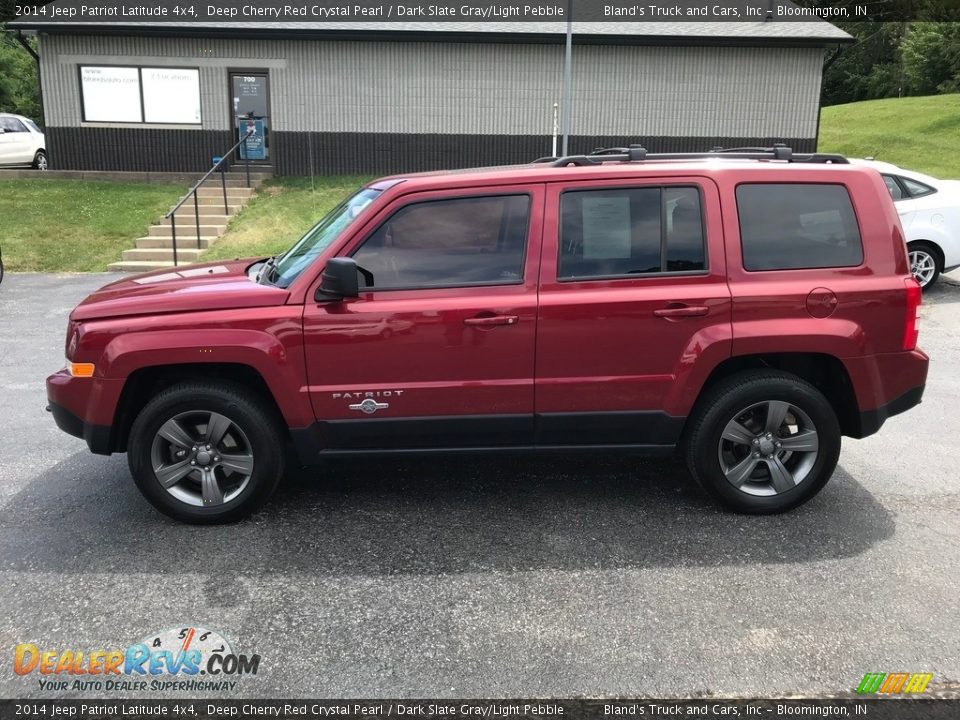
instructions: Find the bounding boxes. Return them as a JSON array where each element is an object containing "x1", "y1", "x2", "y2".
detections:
[{"x1": 230, "y1": 72, "x2": 270, "y2": 162}]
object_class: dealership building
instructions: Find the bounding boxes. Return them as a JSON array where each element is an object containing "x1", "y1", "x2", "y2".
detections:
[{"x1": 12, "y1": 16, "x2": 850, "y2": 174}]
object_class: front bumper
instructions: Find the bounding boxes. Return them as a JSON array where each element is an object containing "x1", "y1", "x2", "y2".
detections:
[
  {"x1": 46, "y1": 369, "x2": 118, "y2": 455},
  {"x1": 47, "y1": 400, "x2": 113, "y2": 455}
]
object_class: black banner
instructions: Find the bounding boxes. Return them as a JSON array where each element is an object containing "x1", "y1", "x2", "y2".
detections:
[
  {"x1": 2, "y1": 700, "x2": 960, "y2": 720},
  {"x1": 5, "y1": 0, "x2": 960, "y2": 25}
]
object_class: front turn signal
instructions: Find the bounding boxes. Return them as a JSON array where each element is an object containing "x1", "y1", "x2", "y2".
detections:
[{"x1": 67, "y1": 362, "x2": 96, "y2": 378}]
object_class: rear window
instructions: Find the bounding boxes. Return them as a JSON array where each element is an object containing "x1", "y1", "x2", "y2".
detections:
[{"x1": 736, "y1": 184, "x2": 863, "y2": 271}]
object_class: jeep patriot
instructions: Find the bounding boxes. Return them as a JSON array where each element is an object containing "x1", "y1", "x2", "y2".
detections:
[{"x1": 47, "y1": 146, "x2": 929, "y2": 522}]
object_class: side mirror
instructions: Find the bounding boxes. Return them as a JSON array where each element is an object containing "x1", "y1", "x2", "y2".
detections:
[
  {"x1": 0, "y1": 128, "x2": 6, "y2": 134},
  {"x1": 316, "y1": 258, "x2": 373, "y2": 300}
]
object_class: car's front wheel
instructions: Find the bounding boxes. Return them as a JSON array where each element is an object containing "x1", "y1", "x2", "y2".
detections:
[
  {"x1": 128, "y1": 381, "x2": 285, "y2": 523},
  {"x1": 908, "y1": 241, "x2": 941, "y2": 289},
  {"x1": 684, "y1": 371, "x2": 841, "y2": 514},
  {"x1": 33, "y1": 151, "x2": 47, "y2": 171}
]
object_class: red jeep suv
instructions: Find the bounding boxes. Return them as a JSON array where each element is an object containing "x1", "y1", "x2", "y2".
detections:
[{"x1": 47, "y1": 146, "x2": 928, "y2": 523}]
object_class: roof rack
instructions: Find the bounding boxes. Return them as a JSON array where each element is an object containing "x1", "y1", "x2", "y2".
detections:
[{"x1": 540, "y1": 143, "x2": 849, "y2": 167}]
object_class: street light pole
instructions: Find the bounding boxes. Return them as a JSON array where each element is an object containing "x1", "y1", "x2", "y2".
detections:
[{"x1": 560, "y1": 0, "x2": 573, "y2": 156}]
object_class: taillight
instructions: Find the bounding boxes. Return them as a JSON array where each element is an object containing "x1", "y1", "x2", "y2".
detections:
[{"x1": 903, "y1": 277, "x2": 921, "y2": 350}]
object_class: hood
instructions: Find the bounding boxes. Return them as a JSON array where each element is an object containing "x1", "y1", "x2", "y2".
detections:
[{"x1": 72, "y1": 259, "x2": 290, "y2": 321}]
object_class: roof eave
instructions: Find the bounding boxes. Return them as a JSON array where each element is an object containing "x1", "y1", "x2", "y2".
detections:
[{"x1": 8, "y1": 23, "x2": 854, "y2": 47}]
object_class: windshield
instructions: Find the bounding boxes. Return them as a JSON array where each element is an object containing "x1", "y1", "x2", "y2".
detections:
[
  {"x1": 269, "y1": 187, "x2": 381, "y2": 287},
  {"x1": 25, "y1": 119, "x2": 42, "y2": 134}
]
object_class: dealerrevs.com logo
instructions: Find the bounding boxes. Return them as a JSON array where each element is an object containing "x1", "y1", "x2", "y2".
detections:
[{"x1": 14, "y1": 626, "x2": 261, "y2": 692}]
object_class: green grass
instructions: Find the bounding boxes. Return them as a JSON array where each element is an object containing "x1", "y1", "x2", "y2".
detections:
[
  {"x1": 0, "y1": 179, "x2": 182, "y2": 272},
  {"x1": 819, "y1": 94, "x2": 960, "y2": 178},
  {"x1": 201, "y1": 176, "x2": 372, "y2": 262}
]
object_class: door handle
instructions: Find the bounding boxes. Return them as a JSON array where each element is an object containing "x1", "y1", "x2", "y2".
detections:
[
  {"x1": 463, "y1": 314, "x2": 519, "y2": 327},
  {"x1": 654, "y1": 304, "x2": 709, "y2": 318}
]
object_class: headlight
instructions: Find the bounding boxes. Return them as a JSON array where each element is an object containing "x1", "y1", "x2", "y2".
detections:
[{"x1": 65, "y1": 321, "x2": 79, "y2": 359}]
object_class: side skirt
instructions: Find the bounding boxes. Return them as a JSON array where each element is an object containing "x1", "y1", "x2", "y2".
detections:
[{"x1": 289, "y1": 411, "x2": 685, "y2": 465}]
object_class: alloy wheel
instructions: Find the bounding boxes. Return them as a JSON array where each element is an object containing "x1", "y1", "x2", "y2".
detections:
[
  {"x1": 717, "y1": 400, "x2": 820, "y2": 497},
  {"x1": 908, "y1": 248, "x2": 936, "y2": 287},
  {"x1": 150, "y1": 410, "x2": 254, "y2": 507}
]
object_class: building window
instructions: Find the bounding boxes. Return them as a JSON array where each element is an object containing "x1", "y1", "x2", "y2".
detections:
[
  {"x1": 558, "y1": 186, "x2": 706, "y2": 280},
  {"x1": 79, "y1": 66, "x2": 201, "y2": 124},
  {"x1": 736, "y1": 183, "x2": 863, "y2": 271},
  {"x1": 352, "y1": 195, "x2": 531, "y2": 289}
]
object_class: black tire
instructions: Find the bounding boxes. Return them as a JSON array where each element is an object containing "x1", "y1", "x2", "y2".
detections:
[
  {"x1": 684, "y1": 370, "x2": 841, "y2": 514},
  {"x1": 128, "y1": 381, "x2": 285, "y2": 523},
  {"x1": 907, "y1": 241, "x2": 941, "y2": 290},
  {"x1": 33, "y1": 151, "x2": 48, "y2": 171}
]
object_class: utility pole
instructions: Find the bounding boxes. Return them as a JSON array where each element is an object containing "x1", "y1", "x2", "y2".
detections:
[{"x1": 560, "y1": 0, "x2": 573, "y2": 156}]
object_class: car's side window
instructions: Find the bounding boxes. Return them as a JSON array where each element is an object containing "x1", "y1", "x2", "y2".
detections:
[
  {"x1": 882, "y1": 175, "x2": 904, "y2": 200},
  {"x1": 0, "y1": 117, "x2": 27, "y2": 133},
  {"x1": 558, "y1": 186, "x2": 706, "y2": 280},
  {"x1": 351, "y1": 194, "x2": 530, "y2": 290},
  {"x1": 899, "y1": 176, "x2": 936, "y2": 198},
  {"x1": 736, "y1": 183, "x2": 863, "y2": 271}
]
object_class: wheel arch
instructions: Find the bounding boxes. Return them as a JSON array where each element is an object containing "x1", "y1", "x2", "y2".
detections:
[
  {"x1": 906, "y1": 238, "x2": 945, "y2": 267},
  {"x1": 108, "y1": 363, "x2": 287, "y2": 454},
  {"x1": 685, "y1": 352, "x2": 861, "y2": 439}
]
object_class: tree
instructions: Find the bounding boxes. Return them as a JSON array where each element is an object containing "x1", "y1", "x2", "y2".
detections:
[
  {"x1": 0, "y1": 25, "x2": 42, "y2": 121},
  {"x1": 901, "y1": 22, "x2": 960, "y2": 94},
  {"x1": 821, "y1": 22, "x2": 907, "y2": 106}
]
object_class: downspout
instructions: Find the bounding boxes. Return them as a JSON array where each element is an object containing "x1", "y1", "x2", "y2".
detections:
[
  {"x1": 14, "y1": 30, "x2": 39, "y2": 64},
  {"x1": 13, "y1": 30, "x2": 44, "y2": 127}
]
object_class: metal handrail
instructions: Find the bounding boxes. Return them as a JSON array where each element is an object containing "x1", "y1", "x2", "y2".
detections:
[{"x1": 165, "y1": 129, "x2": 256, "y2": 266}]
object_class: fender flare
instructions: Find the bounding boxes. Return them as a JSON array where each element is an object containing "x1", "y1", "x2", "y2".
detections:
[{"x1": 100, "y1": 328, "x2": 313, "y2": 427}]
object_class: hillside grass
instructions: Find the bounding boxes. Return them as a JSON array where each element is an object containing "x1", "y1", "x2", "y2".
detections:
[
  {"x1": 201, "y1": 175, "x2": 373, "y2": 262},
  {"x1": 0, "y1": 179, "x2": 182, "y2": 272},
  {"x1": 819, "y1": 94, "x2": 960, "y2": 178}
]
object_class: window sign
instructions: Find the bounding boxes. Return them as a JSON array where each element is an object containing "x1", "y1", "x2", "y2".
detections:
[
  {"x1": 581, "y1": 195, "x2": 632, "y2": 259},
  {"x1": 80, "y1": 65, "x2": 202, "y2": 124},
  {"x1": 80, "y1": 66, "x2": 142, "y2": 122},
  {"x1": 142, "y1": 68, "x2": 201, "y2": 124}
]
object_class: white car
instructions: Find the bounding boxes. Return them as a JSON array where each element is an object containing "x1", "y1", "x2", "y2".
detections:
[
  {"x1": 851, "y1": 158, "x2": 960, "y2": 288},
  {"x1": 0, "y1": 113, "x2": 47, "y2": 170}
]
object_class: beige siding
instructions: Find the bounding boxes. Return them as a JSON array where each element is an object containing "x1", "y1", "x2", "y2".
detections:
[{"x1": 39, "y1": 34, "x2": 824, "y2": 139}]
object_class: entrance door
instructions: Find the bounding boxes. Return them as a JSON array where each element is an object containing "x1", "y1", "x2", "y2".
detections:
[{"x1": 230, "y1": 73, "x2": 270, "y2": 162}]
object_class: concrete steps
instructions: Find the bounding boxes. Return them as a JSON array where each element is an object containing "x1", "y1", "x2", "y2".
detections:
[
  {"x1": 109, "y1": 170, "x2": 268, "y2": 272},
  {"x1": 108, "y1": 260, "x2": 177, "y2": 272},
  {"x1": 135, "y1": 236, "x2": 216, "y2": 250},
  {"x1": 120, "y1": 248, "x2": 206, "y2": 263},
  {"x1": 147, "y1": 224, "x2": 225, "y2": 238}
]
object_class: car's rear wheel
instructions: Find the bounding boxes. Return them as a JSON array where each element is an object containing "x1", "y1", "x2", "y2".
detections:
[
  {"x1": 128, "y1": 382, "x2": 284, "y2": 523},
  {"x1": 33, "y1": 151, "x2": 47, "y2": 171},
  {"x1": 684, "y1": 371, "x2": 841, "y2": 514},
  {"x1": 908, "y1": 241, "x2": 941, "y2": 289}
]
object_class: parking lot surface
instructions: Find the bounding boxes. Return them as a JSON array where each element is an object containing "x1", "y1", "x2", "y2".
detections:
[{"x1": 0, "y1": 272, "x2": 958, "y2": 698}]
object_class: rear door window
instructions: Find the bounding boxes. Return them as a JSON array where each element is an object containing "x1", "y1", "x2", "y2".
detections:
[
  {"x1": 882, "y1": 175, "x2": 904, "y2": 200},
  {"x1": 558, "y1": 186, "x2": 706, "y2": 280},
  {"x1": 736, "y1": 184, "x2": 864, "y2": 271}
]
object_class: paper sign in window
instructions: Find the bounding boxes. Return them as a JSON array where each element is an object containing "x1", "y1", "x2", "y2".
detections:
[
  {"x1": 581, "y1": 196, "x2": 631, "y2": 259},
  {"x1": 80, "y1": 66, "x2": 142, "y2": 122}
]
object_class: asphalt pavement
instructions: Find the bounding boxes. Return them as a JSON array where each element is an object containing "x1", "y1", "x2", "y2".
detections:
[{"x1": 0, "y1": 271, "x2": 958, "y2": 699}]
